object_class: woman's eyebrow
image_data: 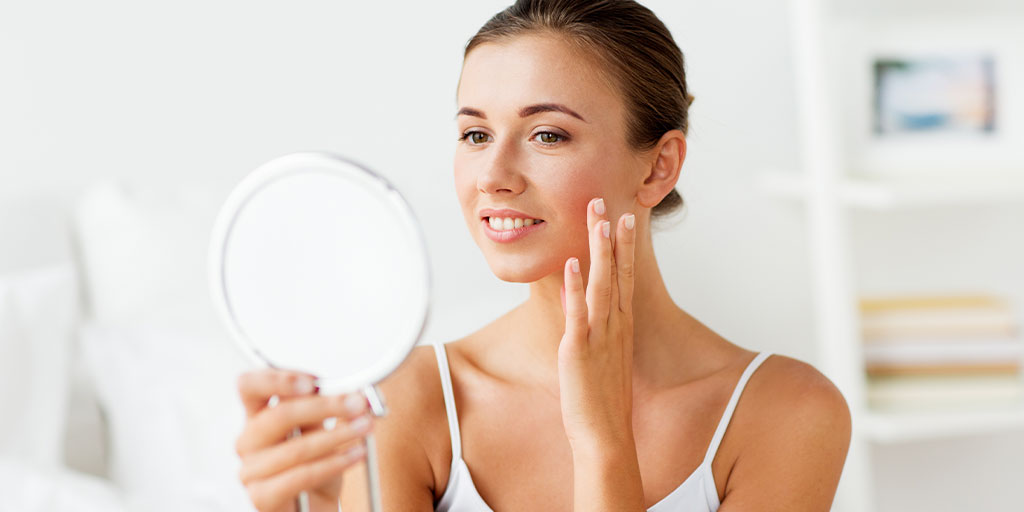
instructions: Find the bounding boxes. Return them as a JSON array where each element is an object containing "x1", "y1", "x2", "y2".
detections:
[
  {"x1": 519, "y1": 103, "x2": 588, "y2": 122},
  {"x1": 456, "y1": 107, "x2": 487, "y2": 119},
  {"x1": 455, "y1": 103, "x2": 588, "y2": 122}
]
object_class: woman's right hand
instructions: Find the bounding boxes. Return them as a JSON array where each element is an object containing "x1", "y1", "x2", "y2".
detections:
[{"x1": 235, "y1": 369, "x2": 375, "y2": 512}]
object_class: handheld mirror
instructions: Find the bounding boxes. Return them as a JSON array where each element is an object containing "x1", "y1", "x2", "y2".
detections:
[{"x1": 208, "y1": 151, "x2": 431, "y2": 512}]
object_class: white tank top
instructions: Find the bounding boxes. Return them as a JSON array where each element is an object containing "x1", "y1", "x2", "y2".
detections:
[{"x1": 431, "y1": 342, "x2": 772, "y2": 511}]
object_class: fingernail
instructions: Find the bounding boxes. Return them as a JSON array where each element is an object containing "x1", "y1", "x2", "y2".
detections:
[
  {"x1": 570, "y1": 258, "x2": 580, "y2": 273},
  {"x1": 601, "y1": 221, "x2": 610, "y2": 238},
  {"x1": 594, "y1": 198, "x2": 605, "y2": 215},
  {"x1": 294, "y1": 377, "x2": 314, "y2": 395},
  {"x1": 344, "y1": 393, "x2": 366, "y2": 415},
  {"x1": 350, "y1": 414, "x2": 371, "y2": 433},
  {"x1": 625, "y1": 214, "x2": 635, "y2": 230}
]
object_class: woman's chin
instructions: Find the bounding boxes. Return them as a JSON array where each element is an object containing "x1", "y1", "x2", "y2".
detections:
[{"x1": 486, "y1": 260, "x2": 560, "y2": 283}]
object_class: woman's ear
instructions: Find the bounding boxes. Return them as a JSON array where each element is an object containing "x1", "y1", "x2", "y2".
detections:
[{"x1": 637, "y1": 129, "x2": 686, "y2": 209}]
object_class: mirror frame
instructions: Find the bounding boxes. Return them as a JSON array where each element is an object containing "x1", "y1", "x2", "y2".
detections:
[{"x1": 207, "y1": 151, "x2": 432, "y2": 393}]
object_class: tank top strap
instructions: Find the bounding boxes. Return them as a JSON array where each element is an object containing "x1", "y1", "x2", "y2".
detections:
[
  {"x1": 702, "y1": 351, "x2": 773, "y2": 466},
  {"x1": 432, "y1": 341, "x2": 463, "y2": 462}
]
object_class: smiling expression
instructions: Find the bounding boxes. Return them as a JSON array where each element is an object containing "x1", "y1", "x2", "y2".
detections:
[{"x1": 454, "y1": 33, "x2": 647, "y2": 283}]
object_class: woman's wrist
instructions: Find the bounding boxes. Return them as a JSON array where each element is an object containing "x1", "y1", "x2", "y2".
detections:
[
  {"x1": 570, "y1": 435, "x2": 638, "y2": 470},
  {"x1": 568, "y1": 424, "x2": 636, "y2": 461},
  {"x1": 570, "y1": 437, "x2": 645, "y2": 511}
]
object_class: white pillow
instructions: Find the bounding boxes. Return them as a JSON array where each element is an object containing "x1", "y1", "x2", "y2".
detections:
[
  {"x1": 0, "y1": 192, "x2": 75, "y2": 276},
  {"x1": 72, "y1": 180, "x2": 229, "y2": 328},
  {"x1": 0, "y1": 456, "x2": 124, "y2": 512},
  {"x1": 0, "y1": 456, "x2": 238, "y2": 512},
  {"x1": 78, "y1": 322, "x2": 253, "y2": 509},
  {"x1": 62, "y1": 347, "x2": 109, "y2": 478},
  {"x1": 0, "y1": 264, "x2": 79, "y2": 468}
]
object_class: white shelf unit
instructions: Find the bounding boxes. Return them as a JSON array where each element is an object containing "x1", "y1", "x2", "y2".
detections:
[
  {"x1": 757, "y1": 170, "x2": 1024, "y2": 209},
  {"x1": 863, "y1": 406, "x2": 1024, "y2": 444},
  {"x1": 783, "y1": 1, "x2": 1024, "y2": 511}
]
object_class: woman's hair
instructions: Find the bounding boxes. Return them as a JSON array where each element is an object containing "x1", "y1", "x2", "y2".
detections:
[{"x1": 465, "y1": 0, "x2": 693, "y2": 221}]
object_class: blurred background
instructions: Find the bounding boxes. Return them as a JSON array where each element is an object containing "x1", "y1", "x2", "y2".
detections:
[{"x1": 1, "y1": 0, "x2": 1022, "y2": 511}]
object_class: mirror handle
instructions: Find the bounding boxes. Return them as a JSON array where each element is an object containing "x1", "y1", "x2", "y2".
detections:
[
  {"x1": 360, "y1": 385, "x2": 386, "y2": 511},
  {"x1": 363, "y1": 384, "x2": 388, "y2": 417}
]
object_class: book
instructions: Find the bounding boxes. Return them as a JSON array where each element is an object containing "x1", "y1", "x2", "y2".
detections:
[
  {"x1": 868, "y1": 374, "x2": 1024, "y2": 411},
  {"x1": 860, "y1": 295, "x2": 1017, "y2": 340},
  {"x1": 861, "y1": 312, "x2": 1017, "y2": 340},
  {"x1": 860, "y1": 295, "x2": 1010, "y2": 311},
  {"x1": 859, "y1": 293, "x2": 1024, "y2": 390},
  {"x1": 863, "y1": 339, "x2": 1024, "y2": 365},
  {"x1": 866, "y1": 362, "x2": 1020, "y2": 377}
]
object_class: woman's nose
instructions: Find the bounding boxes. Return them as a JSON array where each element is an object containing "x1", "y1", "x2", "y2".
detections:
[{"x1": 477, "y1": 139, "x2": 526, "y2": 195}]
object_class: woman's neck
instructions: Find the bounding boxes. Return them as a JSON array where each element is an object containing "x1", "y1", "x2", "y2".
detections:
[{"x1": 479, "y1": 228, "x2": 699, "y2": 395}]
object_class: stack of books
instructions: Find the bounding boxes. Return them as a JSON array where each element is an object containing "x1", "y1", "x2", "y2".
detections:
[{"x1": 860, "y1": 294, "x2": 1024, "y2": 411}]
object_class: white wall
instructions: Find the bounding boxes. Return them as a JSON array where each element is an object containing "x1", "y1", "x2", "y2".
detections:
[{"x1": 0, "y1": 0, "x2": 814, "y2": 360}]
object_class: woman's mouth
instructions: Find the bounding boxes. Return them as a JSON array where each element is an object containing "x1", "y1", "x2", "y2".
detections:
[{"x1": 482, "y1": 216, "x2": 546, "y2": 243}]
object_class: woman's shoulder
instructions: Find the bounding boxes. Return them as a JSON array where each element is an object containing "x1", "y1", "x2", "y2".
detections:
[
  {"x1": 375, "y1": 342, "x2": 451, "y2": 450},
  {"x1": 746, "y1": 353, "x2": 851, "y2": 426},
  {"x1": 717, "y1": 351, "x2": 851, "y2": 505},
  {"x1": 340, "y1": 343, "x2": 451, "y2": 509},
  {"x1": 371, "y1": 341, "x2": 464, "y2": 498},
  {"x1": 692, "y1": 342, "x2": 849, "y2": 440},
  {"x1": 379, "y1": 343, "x2": 447, "y2": 402},
  {"x1": 724, "y1": 350, "x2": 851, "y2": 444}
]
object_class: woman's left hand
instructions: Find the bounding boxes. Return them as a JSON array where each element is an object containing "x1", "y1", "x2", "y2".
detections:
[{"x1": 558, "y1": 197, "x2": 637, "y2": 454}]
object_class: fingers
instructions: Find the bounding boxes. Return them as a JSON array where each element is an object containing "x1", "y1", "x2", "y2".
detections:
[
  {"x1": 237, "y1": 369, "x2": 319, "y2": 418},
  {"x1": 562, "y1": 256, "x2": 587, "y2": 348},
  {"x1": 615, "y1": 213, "x2": 636, "y2": 315},
  {"x1": 237, "y1": 392, "x2": 370, "y2": 456},
  {"x1": 585, "y1": 198, "x2": 613, "y2": 333},
  {"x1": 239, "y1": 412, "x2": 374, "y2": 484},
  {"x1": 245, "y1": 442, "x2": 367, "y2": 512}
]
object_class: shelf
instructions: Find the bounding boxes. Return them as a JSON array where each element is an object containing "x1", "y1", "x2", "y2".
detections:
[
  {"x1": 862, "y1": 404, "x2": 1024, "y2": 443},
  {"x1": 756, "y1": 169, "x2": 1024, "y2": 209},
  {"x1": 829, "y1": 0, "x2": 1024, "y2": 19}
]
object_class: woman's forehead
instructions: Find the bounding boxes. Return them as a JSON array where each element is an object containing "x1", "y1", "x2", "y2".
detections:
[{"x1": 456, "y1": 34, "x2": 622, "y2": 122}]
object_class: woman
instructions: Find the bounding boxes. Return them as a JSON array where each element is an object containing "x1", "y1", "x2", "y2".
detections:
[{"x1": 233, "y1": 1, "x2": 851, "y2": 510}]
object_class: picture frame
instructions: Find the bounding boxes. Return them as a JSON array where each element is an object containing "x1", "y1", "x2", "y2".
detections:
[
  {"x1": 872, "y1": 54, "x2": 996, "y2": 137},
  {"x1": 832, "y1": 17, "x2": 1023, "y2": 178}
]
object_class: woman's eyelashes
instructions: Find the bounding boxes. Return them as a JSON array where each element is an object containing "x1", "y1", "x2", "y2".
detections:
[
  {"x1": 534, "y1": 131, "x2": 568, "y2": 145},
  {"x1": 457, "y1": 130, "x2": 492, "y2": 144},
  {"x1": 457, "y1": 129, "x2": 570, "y2": 147}
]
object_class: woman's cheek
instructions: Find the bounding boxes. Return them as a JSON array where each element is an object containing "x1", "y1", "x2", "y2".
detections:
[
  {"x1": 558, "y1": 163, "x2": 604, "y2": 218},
  {"x1": 452, "y1": 161, "x2": 477, "y2": 224}
]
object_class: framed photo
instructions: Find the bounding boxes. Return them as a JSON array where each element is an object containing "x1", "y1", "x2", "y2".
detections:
[
  {"x1": 833, "y1": 17, "x2": 1022, "y2": 178},
  {"x1": 873, "y1": 54, "x2": 996, "y2": 136}
]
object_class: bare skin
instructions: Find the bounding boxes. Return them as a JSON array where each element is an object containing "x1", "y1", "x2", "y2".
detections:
[{"x1": 236, "y1": 32, "x2": 850, "y2": 512}]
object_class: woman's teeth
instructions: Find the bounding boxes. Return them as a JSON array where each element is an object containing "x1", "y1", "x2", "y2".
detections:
[{"x1": 487, "y1": 217, "x2": 543, "y2": 231}]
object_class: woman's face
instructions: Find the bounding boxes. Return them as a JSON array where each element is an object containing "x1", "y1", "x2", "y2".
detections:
[{"x1": 454, "y1": 34, "x2": 645, "y2": 283}]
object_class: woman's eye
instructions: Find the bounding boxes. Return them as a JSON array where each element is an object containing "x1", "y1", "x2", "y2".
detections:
[
  {"x1": 534, "y1": 132, "x2": 565, "y2": 145},
  {"x1": 459, "y1": 131, "x2": 492, "y2": 145}
]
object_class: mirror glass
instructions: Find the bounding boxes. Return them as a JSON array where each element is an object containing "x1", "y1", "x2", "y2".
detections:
[{"x1": 209, "y1": 152, "x2": 430, "y2": 394}]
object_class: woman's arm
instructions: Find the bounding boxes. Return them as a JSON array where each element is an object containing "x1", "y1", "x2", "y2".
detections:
[
  {"x1": 558, "y1": 199, "x2": 645, "y2": 511},
  {"x1": 717, "y1": 358, "x2": 852, "y2": 511},
  {"x1": 571, "y1": 438, "x2": 645, "y2": 511}
]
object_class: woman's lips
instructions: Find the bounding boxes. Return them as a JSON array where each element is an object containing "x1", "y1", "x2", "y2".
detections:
[{"x1": 482, "y1": 218, "x2": 547, "y2": 243}]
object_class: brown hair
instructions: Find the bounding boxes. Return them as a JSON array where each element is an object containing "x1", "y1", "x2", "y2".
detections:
[{"x1": 464, "y1": 0, "x2": 693, "y2": 221}]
